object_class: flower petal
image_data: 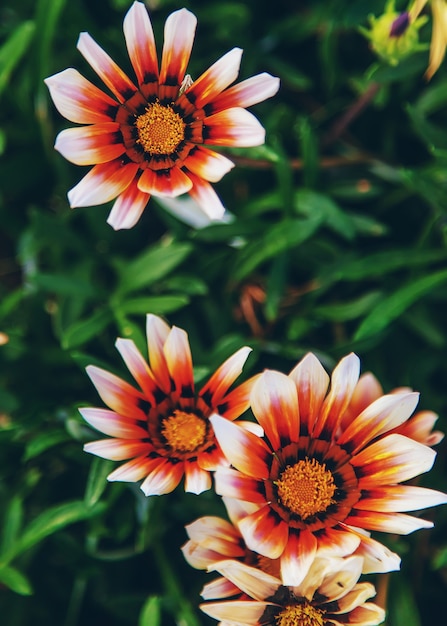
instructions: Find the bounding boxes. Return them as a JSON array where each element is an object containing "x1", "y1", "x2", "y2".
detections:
[
  {"x1": 107, "y1": 456, "x2": 159, "y2": 482},
  {"x1": 114, "y1": 337, "x2": 157, "y2": 400},
  {"x1": 84, "y1": 438, "x2": 151, "y2": 461},
  {"x1": 44, "y1": 68, "x2": 118, "y2": 124},
  {"x1": 146, "y1": 314, "x2": 171, "y2": 393},
  {"x1": 107, "y1": 177, "x2": 150, "y2": 230},
  {"x1": 352, "y1": 434, "x2": 436, "y2": 487},
  {"x1": 347, "y1": 603, "x2": 386, "y2": 626},
  {"x1": 392, "y1": 409, "x2": 444, "y2": 446},
  {"x1": 214, "y1": 467, "x2": 266, "y2": 504},
  {"x1": 238, "y1": 505, "x2": 289, "y2": 559},
  {"x1": 207, "y1": 72, "x2": 280, "y2": 114},
  {"x1": 204, "y1": 107, "x2": 265, "y2": 147},
  {"x1": 67, "y1": 160, "x2": 139, "y2": 208},
  {"x1": 199, "y1": 346, "x2": 252, "y2": 408},
  {"x1": 85, "y1": 364, "x2": 147, "y2": 419},
  {"x1": 250, "y1": 370, "x2": 299, "y2": 450},
  {"x1": 184, "y1": 460, "x2": 212, "y2": 494},
  {"x1": 348, "y1": 529, "x2": 401, "y2": 574},
  {"x1": 210, "y1": 414, "x2": 271, "y2": 479},
  {"x1": 314, "y1": 353, "x2": 360, "y2": 438},
  {"x1": 77, "y1": 32, "x2": 137, "y2": 102},
  {"x1": 79, "y1": 407, "x2": 147, "y2": 439},
  {"x1": 140, "y1": 458, "x2": 184, "y2": 495},
  {"x1": 200, "y1": 577, "x2": 241, "y2": 601},
  {"x1": 123, "y1": 1, "x2": 159, "y2": 89},
  {"x1": 334, "y1": 582, "x2": 377, "y2": 614},
  {"x1": 183, "y1": 146, "x2": 235, "y2": 182},
  {"x1": 344, "y1": 510, "x2": 434, "y2": 535},
  {"x1": 159, "y1": 8, "x2": 197, "y2": 99},
  {"x1": 163, "y1": 326, "x2": 195, "y2": 402},
  {"x1": 138, "y1": 167, "x2": 193, "y2": 197},
  {"x1": 337, "y1": 392, "x2": 420, "y2": 455},
  {"x1": 183, "y1": 48, "x2": 242, "y2": 109},
  {"x1": 200, "y1": 600, "x2": 268, "y2": 624},
  {"x1": 280, "y1": 529, "x2": 317, "y2": 586},
  {"x1": 209, "y1": 560, "x2": 280, "y2": 601},
  {"x1": 184, "y1": 516, "x2": 243, "y2": 552},
  {"x1": 54, "y1": 123, "x2": 124, "y2": 165},
  {"x1": 186, "y1": 171, "x2": 226, "y2": 220},
  {"x1": 354, "y1": 485, "x2": 447, "y2": 512},
  {"x1": 289, "y1": 352, "x2": 329, "y2": 436},
  {"x1": 318, "y1": 555, "x2": 363, "y2": 601}
]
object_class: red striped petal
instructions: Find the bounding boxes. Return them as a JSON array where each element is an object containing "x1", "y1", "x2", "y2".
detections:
[
  {"x1": 352, "y1": 434, "x2": 436, "y2": 487},
  {"x1": 77, "y1": 32, "x2": 137, "y2": 103},
  {"x1": 280, "y1": 529, "x2": 317, "y2": 586},
  {"x1": 354, "y1": 485, "x2": 447, "y2": 512},
  {"x1": 107, "y1": 177, "x2": 150, "y2": 230},
  {"x1": 79, "y1": 407, "x2": 148, "y2": 439},
  {"x1": 85, "y1": 364, "x2": 147, "y2": 419},
  {"x1": 344, "y1": 510, "x2": 434, "y2": 535},
  {"x1": 214, "y1": 467, "x2": 266, "y2": 503},
  {"x1": 208, "y1": 72, "x2": 280, "y2": 114},
  {"x1": 199, "y1": 346, "x2": 252, "y2": 407},
  {"x1": 44, "y1": 69, "x2": 118, "y2": 124},
  {"x1": 250, "y1": 370, "x2": 299, "y2": 450},
  {"x1": 107, "y1": 456, "x2": 160, "y2": 482},
  {"x1": 54, "y1": 123, "x2": 124, "y2": 165},
  {"x1": 238, "y1": 505, "x2": 289, "y2": 559},
  {"x1": 184, "y1": 460, "x2": 212, "y2": 494},
  {"x1": 138, "y1": 167, "x2": 193, "y2": 197},
  {"x1": 313, "y1": 353, "x2": 360, "y2": 438},
  {"x1": 186, "y1": 171, "x2": 226, "y2": 219},
  {"x1": 159, "y1": 9, "x2": 197, "y2": 100},
  {"x1": 67, "y1": 160, "x2": 139, "y2": 208},
  {"x1": 289, "y1": 352, "x2": 329, "y2": 435},
  {"x1": 84, "y1": 438, "x2": 151, "y2": 461},
  {"x1": 114, "y1": 337, "x2": 157, "y2": 400},
  {"x1": 183, "y1": 146, "x2": 235, "y2": 182},
  {"x1": 214, "y1": 376, "x2": 259, "y2": 421},
  {"x1": 210, "y1": 560, "x2": 280, "y2": 600},
  {"x1": 211, "y1": 414, "x2": 271, "y2": 479},
  {"x1": 140, "y1": 458, "x2": 185, "y2": 495},
  {"x1": 337, "y1": 392, "x2": 420, "y2": 454},
  {"x1": 204, "y1": 107, "x2": 265, "y2": 147},
  {"x1": 146, "y1": 314, "x2": 171, "y2": 393},
  {"x1": 183, "y1": 48, "x2": 242, "y2": 109},
  {"x1": 123, "y1": 1, "x2": 158, "y2": 86},
  {"x1": 163, "y1": 326, "x2": 195, "y2": 407}
]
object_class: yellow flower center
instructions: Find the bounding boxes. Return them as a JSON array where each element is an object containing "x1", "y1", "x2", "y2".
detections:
[
  {"x1": 161, "y1": 410, "x2": 207, "y2": 453},
  {"x1": 275, "y1": 457, "x2": 336, "y2": 520},
  {"x1": 275, "y1": 604, "x2": 325, "y2": 626},
  {"x1": 135, "y1": 101, "x2": 185, "y2": 155}
]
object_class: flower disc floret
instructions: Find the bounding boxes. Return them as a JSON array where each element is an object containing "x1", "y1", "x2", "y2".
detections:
[
  {"x1": 135, "y1": 101, "x2": 185, "y2": 154},
  {"x1": 275, "y1": 603, "x2": 324, "y2": 626}
]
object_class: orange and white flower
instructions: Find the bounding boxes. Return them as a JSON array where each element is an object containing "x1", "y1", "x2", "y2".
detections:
[
  {"x1": 201, "y1": 556, "x2": 385, "y2": 626},
  {"x1": 45, "y1": 2, "x2": 279, "y2": 229},
  {"x1": 211, "y1": 352, "x2": 447, "y2": 585},
  {"x1": 80, "y1": 314, "x2": 256, "y2": 495}
]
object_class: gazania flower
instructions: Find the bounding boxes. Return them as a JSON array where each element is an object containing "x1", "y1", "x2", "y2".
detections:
[
  {"x1": 80, "y1": 314, "x2": 257, "y2": 495},
  {"x1": 44, "y1": 2, "x2": 279, "y2": 229},
  {"x1": 200, "y1": 556, "x2": 385, "y2": 626},
  {"x1": 211, "y1": 352, "x2": 447, "y2": 585}
]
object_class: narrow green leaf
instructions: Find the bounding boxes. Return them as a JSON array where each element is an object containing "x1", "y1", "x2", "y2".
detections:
[
  {"x1": 0, "y1": 565, "x2": 33, "y2": 596},
  {"x1": 315, "y1": 291, "x2": 382, "y2": 322},
  {"x1": 84, "y1": 458, "x2": 114, "y2": 508},
  {"x1": 233, "y1": 216, "x2": 322, "y2": 282},
  {"x1": 2, "y1": 501, "x2": 104, "y2": 564},
  {"x1": 0, "y1": 21, "x2": 35, "y2": 95},
  {"x1": 355, "y1": 269, "x2": 447, "y2": 340},
  {"x1": 295, "y1": 189, "x2": 355, "y2": 240},
  {"x1": 23, "y1": 430, "x2": 71, "y2": 461},
  {"x1": 1, "y1": 496, "x2": 24, "y2": 554},
  {"x1": 31, "y1": 272, "x2": 96, "y2": 297},
  {"x1": 61, "y1": 309, "x2": 113, "y2": 349},
  {"x1": 116, "y1": 241, "x2": 193, "y2": 295},
  {"x1": 139, "y1": 596, "x2": 161, "y2": 626},
  {"x1": 116, "y1": 295, "x2": 190, "y2": 315}
]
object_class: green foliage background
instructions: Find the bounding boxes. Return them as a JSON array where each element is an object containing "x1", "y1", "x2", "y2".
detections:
[{"x1": 1, "y1": 0, "x2": 447, "y2": 624}]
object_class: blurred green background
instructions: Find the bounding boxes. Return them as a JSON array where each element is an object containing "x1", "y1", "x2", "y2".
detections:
[{"x1": 1, "y1": 0, "x2": 447, "y2": 624}]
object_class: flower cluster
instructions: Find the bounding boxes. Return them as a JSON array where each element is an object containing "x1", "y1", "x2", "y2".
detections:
[{"x1": 45, "y1": 3, "x2": 447, "y2": 625}]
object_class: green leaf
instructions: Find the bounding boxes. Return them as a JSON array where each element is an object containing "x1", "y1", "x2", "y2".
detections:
[
  {"x1": 84, "y1": 458, "x2": 114, "y2": 508},
  {"x1": 23, "y1": 429, "x2": 71, "y2": 461},
  {"x1": 315, "y1": 291, "x2": 382, "y2": 322},
  {"x1": 1, "y1": 501, "x2": 104, "y2": 564},
  {"x1": 1, "y1": 496, "x2": 24, "y2": 554},
  {"x1": 295, "y1": 189, "x2": 356, "y2": 240},
  {"x1": 233, "y1": 216, "x2": 322, "y2": 282},
  {"x1": 116, "y1": 295, "x2": 190, "y2": 315},
  {"x1": 116, "y1": 241, "x2": 193, "y2": 295},
  {"x1": 139, "y1": 596, "x2": 161, "y2": 626},
  {"x1": 0, "y1": 565, "x2": 33, "y2": 596},
  {"x1": 0, "y1": 21, "x2": 35, "y2": 95},
  {"x1": 355, "y1": 269, "x2": 447, "y2": 340},
  {"x1": 31, "y1": 272, "x2": 96, "y2": 297},
  {"x1": 61, "y1": 309, "x2": 113, "y2": 349}
]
